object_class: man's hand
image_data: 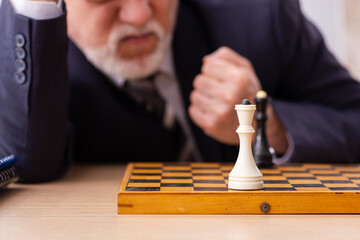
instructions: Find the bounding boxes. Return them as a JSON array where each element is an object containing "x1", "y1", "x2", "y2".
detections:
[
  {"x1": 189, "y1": 47, "x2": 261, "y2": 145},
  {"x1": 189, "y1": 46, "x2": 288, "y2": 155}
]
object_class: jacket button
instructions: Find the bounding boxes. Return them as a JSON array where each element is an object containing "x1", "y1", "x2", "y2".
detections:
[
  {"x1": 15, "y1": 34, "x2": 25, "y2": 47},
  {"x1": 15, "y1": 47, "x2": 26, "y2": 59},
  {"x1": 14, "y1": 71, "x2": 26, "y2": 84},
  {"x1": 15, "y1": 59, "x2": 26, "y2": 72}
]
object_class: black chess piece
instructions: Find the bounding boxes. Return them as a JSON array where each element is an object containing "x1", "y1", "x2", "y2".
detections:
[{"x1": 252, "y1": 91, "x2": 274, "y2": 169}]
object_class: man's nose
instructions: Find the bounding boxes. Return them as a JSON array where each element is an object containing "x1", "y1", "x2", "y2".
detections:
[{"x1": 118, "y1": 0, "x2": 153, "y2": 27}]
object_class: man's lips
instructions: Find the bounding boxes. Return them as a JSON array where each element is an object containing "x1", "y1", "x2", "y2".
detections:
[{"x1": 121, "y1": 33, "x2": 155, "y2": 45}]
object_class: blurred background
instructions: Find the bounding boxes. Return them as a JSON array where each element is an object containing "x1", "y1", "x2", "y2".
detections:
[{"x1": 301, "y1": 0, "x2": 360, "y2": 81}]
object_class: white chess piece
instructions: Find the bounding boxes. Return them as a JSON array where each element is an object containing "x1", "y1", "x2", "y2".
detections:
[{"x1": 228, "y1": 100, "x2": 264, "y2": 190}]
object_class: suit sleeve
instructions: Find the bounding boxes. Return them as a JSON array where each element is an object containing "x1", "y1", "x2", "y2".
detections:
[
  {"x1": 271, "y1": 0, "x2": 360, "y2": 163},
  {"x1": 0, "y1": 0, "x2": 69, "y2": 182}
]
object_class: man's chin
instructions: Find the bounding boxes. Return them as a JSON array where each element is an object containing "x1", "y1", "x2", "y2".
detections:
[
  {"x1": 117, "y1": 53, "x2": 151, "y2": 67},
  {"x1": 112, "y1": 57, "x2": 160, "y2": 80}
]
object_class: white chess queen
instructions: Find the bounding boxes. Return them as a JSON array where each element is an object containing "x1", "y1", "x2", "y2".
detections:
[{"x1": 228, "y1": 100, "x2": 264, "y2": 190}]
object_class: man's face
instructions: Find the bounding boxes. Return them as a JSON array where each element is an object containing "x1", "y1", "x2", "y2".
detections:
[{"x1": 65, "y1": 0, "x2": 179, "y2": 80}]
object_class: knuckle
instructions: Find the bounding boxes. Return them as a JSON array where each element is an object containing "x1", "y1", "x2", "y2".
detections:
[
  {"x1": 193, "y1": 75, "x2": 201, "y2": 88},
  {"x1": 218, "y1": 46, "x2": 231, "y2": 55},
  {"x1": 215, "y1": 107, "x2": 230, "y2": 121},
  {"x1": 201, "y1": 61, "x2": 212, "y2": 73},
  {"x1": 188, "y1": 105, "x2": 196, "y2": 117},
  {"x1": 204, "y1": 117, "x2": 217, "y2": 132},
  {"x1": 234, "y1": 71, "x2": 249, "y2": 88},
  {"x1": 190, "y1": 91, "x2": 200, "y2": 104},
  {"x1": 227, "y1": 68, "x2": 242, "y2": 82},
  {"x1": 194, "y1": 75, "x2": 208, "y2": 89},
  {"x1": 223, "y1": 90, "x2": 238, "y2": 105}
]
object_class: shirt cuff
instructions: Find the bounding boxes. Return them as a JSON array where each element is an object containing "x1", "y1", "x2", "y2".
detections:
[
  {"x1": 10, "y1": 0, "x2": 63, "y2": 20},
  {"x1": 270, "y1": 100, "x2": 295, "y2": 165}
]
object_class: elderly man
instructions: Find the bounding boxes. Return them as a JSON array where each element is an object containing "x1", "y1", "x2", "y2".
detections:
[{"x1": 0, "y1": 0, "x2": 359, "y2": 182}]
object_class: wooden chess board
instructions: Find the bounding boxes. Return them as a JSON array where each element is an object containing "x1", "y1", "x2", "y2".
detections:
[{"x1": 118, "y1": 162, "x2": 360, "y2": 214}]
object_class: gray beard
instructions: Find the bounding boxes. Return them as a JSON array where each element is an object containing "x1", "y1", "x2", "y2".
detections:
[{"x1": 80, "y1": 20, "x2": 172, "y2": 83}]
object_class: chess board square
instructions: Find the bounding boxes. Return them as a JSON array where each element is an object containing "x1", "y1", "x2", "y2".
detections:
[
  {"x1": 163, "y1": 170, "x2": 192, "y2": 173},
  {"x1": 127, "y1": 182, "x2": 161, "y2": 188},
  {"x1": 263, "y1": 176, "x2": 287, "y2": 180},
  {"x1": 128, "y1": 179, "x2": 161, "y2": 183},
  {"x1": 192, "y1": 173, "x2": 223, "y2": 176},
  {"x1": 163, "y1": 166, "x2": 192, "y2": 171},
  {"x1": 192, "y1": 169, "x2": 223, "y2": 174},
  {"x1": 263, "y1": 188, "x2": 295, "y2": 191},
  {"x1": 328, "y1": 187, "x2": 360, "y2": 191},
  {"x1": 130, "y1": 175, "x2": 162, "y2": 180},
  {"x1": 192, "y1": 176, "x2": 225, "y2": 180},
  {"x1": 316, "y1": 176, "x2": 349, "y2": 181},
  {"x1": 263, "y1": 173, "x2": 282, "y2": 176},
  {"x1": 263, "y1": 184, "x2": 293, "y2": 188},
  {"x1": 125, "y1": 187, "x2": 160, "y2": 191},
  {"x1": 320, "y1": 180, "x2": 353, "y2": 184},
  {"x1": 286, "y1": 177, "x2": 317, "y2": 179},
  {"x1": 193, "y1": 180, "x2": 226, "y2": 184},
  {"x1": 161, "y1": 183, "x2": 193, "y2": 187},
  {"x1": 162, "y1": 172, "x2": 193, "y2": 177},
  {"x1": 292, "y1": 184, "x2": 325, "y2": 188},
  {"x1": 161, "y1": 179, "x2": 193, "y2": 184},
  {"x1": 309, "y1": 170, "x2": 340, "y2": 174},
  {"x1": 193, "y1": 183, "x2": 227, "y2": 188},
  {"x1": 194, "y1": 187, "x2": 228, "y2": 191},
  {"x1": 324, "y1": 183, "x2": 359, "y2": 188},
  {"x1": 162, "y1": 176, "x2": 192, "y2": 179},
  {"x1": 222, "y1": 174, "x2": 229, "y2": 180},
  {"x1": 133, "y1": 163, "x2": 163, "y2": 168},
  {"x1": 263, "y1": 180, "x2": 289, "y2": 184},
  {"x1": 282, "y1": 173, "x2": 314, "y2": 177},
  {"x1": 277, "y1": 166, "x2": 307, "y2": 171},
  {"x1": 133, "y1": 167, "x2": 162, "y2": 170},
  {"x1": 220, "y1": 166, "x2": 233, "y2": 171},
  {"x1": 132, "y1": 169, "x2": 164, "y2": 174},
  {"x1": 288, "y1": 180, "x2": 322, "y2": 184},
  {"x1": 131, "y1": 173, "x2": 161, "y2": 176},
  {"x1": 260, "y1": 169, "x2": 282, "y2": 174},
  {"x1": 161, "y1": 187, "x2": 194, "y2": 192},
  {"x1": 313, "y1": 173, "x2": 342, "y2": 176},
  {"x1": 343, "y1": 173, "x2": 360, "y2": 178},
  {"x1": 336, "y1": 167, "x2": 360, "y2": 172},
  {"x1": 295, "y1": 187, "x2": 331, "y2": 191}
]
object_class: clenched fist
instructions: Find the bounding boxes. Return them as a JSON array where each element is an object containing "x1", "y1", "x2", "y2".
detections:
[
  {"x1": 189, "y1": 46, "x2": 288, "y2": 155},
  {"x1": 189, "y1": 47, "x2": 261, "y2": 145}
]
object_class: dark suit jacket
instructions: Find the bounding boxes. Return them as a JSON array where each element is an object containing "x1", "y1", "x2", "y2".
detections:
[{"x1": 1, "y1": 0, "x2": 360, "y2": 182}]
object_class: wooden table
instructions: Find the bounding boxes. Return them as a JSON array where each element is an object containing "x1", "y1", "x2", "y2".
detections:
[{"x1": 1, "y1": 164, "x2": 360, "y2": 240}]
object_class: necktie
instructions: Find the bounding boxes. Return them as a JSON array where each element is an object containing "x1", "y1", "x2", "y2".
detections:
[
  {"x1": 122, "y1": 75, "x2": 165, "y2": 121},
  {"x1": 121, "y1": 74, "x2": 189, "y2": 161}
]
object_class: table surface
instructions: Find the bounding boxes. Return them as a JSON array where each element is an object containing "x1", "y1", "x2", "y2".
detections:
[{"x1": 1, "y1": 164, "x2": 360, "y2": 240}]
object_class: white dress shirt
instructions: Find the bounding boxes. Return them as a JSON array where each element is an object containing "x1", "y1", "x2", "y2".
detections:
[{"x1": 1, "y1": 0, "x2": 63, "y2": 19}]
